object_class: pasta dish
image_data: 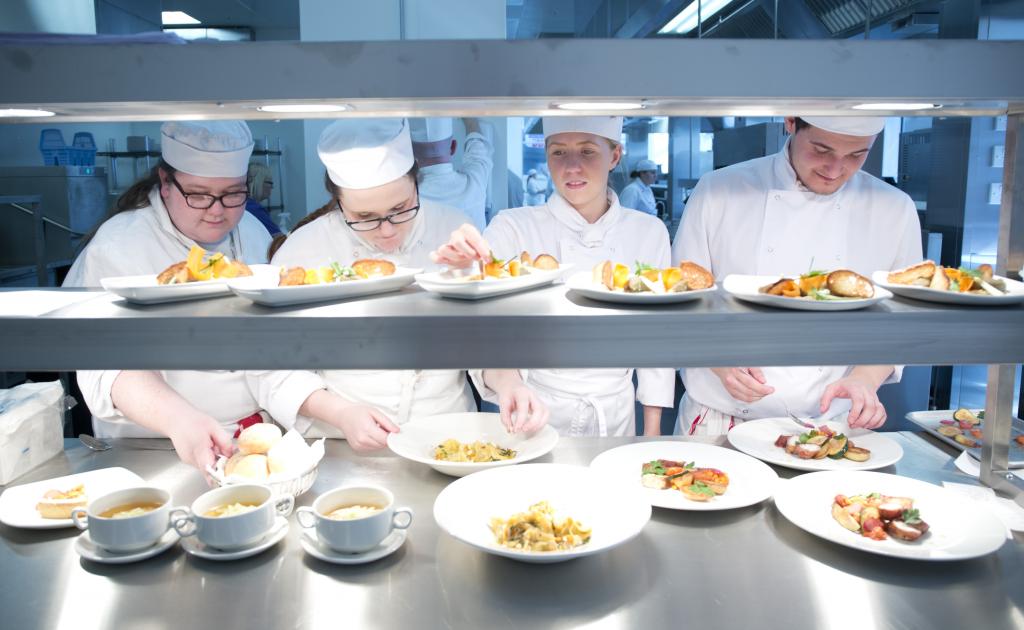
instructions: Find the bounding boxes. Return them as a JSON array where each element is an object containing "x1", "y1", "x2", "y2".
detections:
[
  {"x1": 433, "y1": 439, "x2": 516, "y2": 462},
  {"x1": 489, "y1": 500, "x2": 591, "y2": 552}
]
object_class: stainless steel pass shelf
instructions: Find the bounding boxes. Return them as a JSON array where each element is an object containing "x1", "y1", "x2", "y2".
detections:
[{"x1": 2, "y1": 286, "x2": 1023, "y2": 370}]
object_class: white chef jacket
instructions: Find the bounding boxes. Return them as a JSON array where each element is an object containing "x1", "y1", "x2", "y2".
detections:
[
  {"x1": 255, "y1": 199, "x2": 478, "y2": 438},
  {"x1": 672, "y1": 140, "x2": 923, "y2": 432},
  {"x1": 619, "y1": 179, "x2": 657, "y2": 216},
  {"x1": 418, "y1": 131, "x2": 494, "y2": 231},
  {"x1": 62, "y1": 187, "x2": 275, "y2": 437},
  {"x1": 476, "y1": 190, "x2": 676, "y2": 437}
]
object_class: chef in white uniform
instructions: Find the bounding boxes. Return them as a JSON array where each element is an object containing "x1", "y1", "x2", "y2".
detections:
[
  {"x1": 252, "y1": 118, "x2": 548, "y2": 451},
  {"x1": 409, "y1": 117, "x2": 494, "y2": 231},
  {"x1": 619, "y1": 158, "x2": 659, "y2": 216},
  {"x1": 431, "y1": 116, "x2": 675, "y2": 437},
  {"x1": 63, "y1": 120, "x2": 274, "y2": 473},
  {"x1": 672, "y1": 116, "x2": 923, "y2": 436}
]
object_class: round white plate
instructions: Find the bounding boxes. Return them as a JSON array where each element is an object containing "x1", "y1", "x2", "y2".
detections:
[
  {"x1": 727, "y1": 417, "x2": 903, "y2": 472},
  {"x1": 415, "y1": 265, "x2": 571, "y2": 300},
  {"x1": 387, "y1": 412, "x2": 559, "y2": 477},
  {"x1": 565, "y1": 272, "x2": 717, "y2": 305},
  {"x1": 227, "y1": 267, "x2": 421, "y2": 307},
  {"x1": 433, "y1": 463, "x2": 651, "y2": 564},
  {"x1": 300, "y1": 528, "x2": 407, "y2": 565},
  {"x1": 723, "y1": 274, "x2": 891, "y2": 311},
  {"x1": 100, "y1": 265, "x2": 277, "y2": 305},
  {"x1": 589, "y1": 441, "x2": 778, "y2": 511},
  {"x1": 180, "y1": 516, "x2": 289, "y2": 561},
  {"x1": 0, "y1": 467, "x2": 145, "y2": 529},
  {"x1": 75, "y1": 527, "x2": 179, "y2": 565},
  {"x1": 774, "y1": 470, "x2": 1006, "y2": 561},
  {"x1": 871, "y1": 270, "x2": 1024, "y2": 305}
]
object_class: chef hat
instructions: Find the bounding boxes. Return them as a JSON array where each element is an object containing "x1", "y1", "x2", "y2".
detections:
[
  {"x1": 801, "y1": 116, "x2": 885, "y2": 137},
  {"x1": 160, "y1": 121, "x2": 253, "y2": 178},
  {"x1": 317, "y1": 118, "x2": 415, "y2": 190},
  {"x1": 635, "y1": 159, "x2": 658, "y2": 172},
  {"x1": 543, "y1": 116, "x2": 623, "y2": 143},
  {"x1": 409, "y1": 117, "x2": 453, "y2": 143}
]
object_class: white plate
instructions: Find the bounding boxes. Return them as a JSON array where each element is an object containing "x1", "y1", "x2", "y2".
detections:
[
  {"x1": 227, "y1": 267, "x2": 422, "y2": 307},
  {"x1": 774, "y1": 470, "x2": 1006, "y2": 561},
  {"x1": 727, "y1": 417, "x2": 903, "y2": 472},
  {"x1": 180, "y1": 516, "x2": 289, "y2": 561},
  {"x1": 415, "y1": 265, "x2": 571, "y2": 300},
  {"x1": 0, "y1": 467, "x2": 146, "y2": 529},
  {"x1": 387, "y1": 412, "x2": 559, "y2": 477},
  {"x1": 101, "y1": 264, "x2": 277, "y2": 305},
  {"x1": 565, "y1": 272, "x2": 717, "y2": 305},
  {"x1": 589, "y1": 441, "x2": 778, "y2": 511},
  {"x1": 872, "y1": 270, "x2": 1024, "y2": 305},
  {"x1": 723, "y1": 274, "x2": 891, "y2": 311},
  {"x1": 300, "y1": 528, "x2": 407, "y2": 565},
  {"x1": 433, "y1": 463, "x2": 651, "y2": 564},
  {"x1": 75, "y1": 527, "x2": 179, "y2": 564}
]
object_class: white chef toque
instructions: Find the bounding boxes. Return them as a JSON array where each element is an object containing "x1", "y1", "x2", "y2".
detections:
[
  {"x1": 317, "y1": 118, "x2": 415, "y2": 190},
  {"x1": 635, "y1": 158, "x2": 658, "y2": 172},
  {"x1": 160, "y1": 120, "x2": 254, "y2": 178},
  {"x1": 542, "y1": 116, "x2": 623, "y2": 143},
  {"x1": 800, "y1": 116, "x2": 886, "y2": 137},
  {"x1": 409, "y1": 117, "x2": 453, "y2": 143}
]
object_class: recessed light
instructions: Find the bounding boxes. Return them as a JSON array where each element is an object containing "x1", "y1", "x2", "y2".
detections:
[
  {"x1": 161, "y1": 11, "x2": 200, "y2": 25},
  {"x1": 257, "y1": 104, "x2": 349, "y2": 113},
  {"x1": 554, "y1": 102, "x2": 645, "y2": 111},
  {"x1": 0, "y1": 108, "x2": 55, "y2": 118},
  {"x1": 853, "y1": 103, "x2": 940, "y2": 111}
]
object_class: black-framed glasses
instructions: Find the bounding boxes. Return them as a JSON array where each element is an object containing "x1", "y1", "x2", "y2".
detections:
[
  {"x1": 340, "y1": 184, "x2": 420, "y2": 232},
  {"x1": 168, "y1": 174, "x2": 248, "y2": 210}
]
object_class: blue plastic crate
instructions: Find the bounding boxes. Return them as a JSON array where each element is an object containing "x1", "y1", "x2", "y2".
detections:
[{"x1": 39, "y1": 129, "x2": 70, "y2": 165}]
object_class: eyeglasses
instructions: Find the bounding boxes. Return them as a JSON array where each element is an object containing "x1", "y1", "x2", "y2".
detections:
[
  {"x1": 168, "y1": 174, "x2": 248, "y2": 210},
  {"x1": 340, "y1": 185, "x2": 420, "y2": 232}
]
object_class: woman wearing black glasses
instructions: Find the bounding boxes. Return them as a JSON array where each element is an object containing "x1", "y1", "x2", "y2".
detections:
[{"x1": 256, "y1": 118, "x2": 548, "y2": 451}]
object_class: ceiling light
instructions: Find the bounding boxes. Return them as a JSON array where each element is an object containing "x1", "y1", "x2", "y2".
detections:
[
  {"x1": 257, "y1": 104, "x2": 349, "y2": 113},
  {"x1": 161, "y1": 11, "x2": 200, "y2": 25},
  {"x1": 554, "y1": 102, "x2": 645, "y2": 111},
  {"x1": 0, "y1": 108, "x2": 55, "y2": 118},
  {"x1": 853, "y1": 103, "x2": 940, "y2": 111},
  {"x1": 658, "y1": 0, "x2": 733, "y2": 35}
]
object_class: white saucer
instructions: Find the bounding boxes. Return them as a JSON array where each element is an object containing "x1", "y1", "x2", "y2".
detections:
[
  {"x1": 300, "y1": 528, "x2": 407, "y2": 565},
  {"x1": 180, "y1": 516, "x2": 289, "y2": 561},
  {"x1": 75, "y1": 528, "x2": 179, "y2": 564}
]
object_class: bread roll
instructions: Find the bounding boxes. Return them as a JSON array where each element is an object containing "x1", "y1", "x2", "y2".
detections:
[
  {"x1": 237, "y1": 423, "x2": 282, "y2": 455},
  {"x1": 826, "y1": 270, "x2": 874, "y2": 298},
  {"x1": 230, "y1": 454, "x2": 269, "y2": 480},
  {"x1": 224, "y1": 451, "x2": 246, "y2": 476},
  {"x1": 532, "y1": 253, "x2": 559, "y2": 270},
  {"x1": 887, "y1": 261, "x2": 936, "y2": 285},
  {"x1": 678, "y1": 261, "x2": 714, "y2": 290}
]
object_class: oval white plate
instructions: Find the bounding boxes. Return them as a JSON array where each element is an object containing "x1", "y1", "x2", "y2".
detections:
[
  {"x1": 565, "y1": 272, "x2": 717, "y2": 305},
  {"x1": 774, "y1": 470, "x2": 1006, "y2": 561},
  {"x1": 415, "y1": 265, "x2": 571, "y2": 300},
  {"x1": 387, "y1": 412, "x2": 558, "y2": 477},
  {"x1": 590, "y1": 441, "x2": 778, "y2": 511},
  {"x1": 101, "y1": 264, "x2": 277, "y2": 305},
  {"x1": 723, "y1": 274, "x2": 891, "y2": 311},
  {"x1": 227, "y1": 267, "x2": 421, "y2": 307},
  {"x1": 727, "y1": 417, "x2": 903, "y2": 472},
  {"x1": 0, "y1": 467, "x2": 145, "y2": 529},
  {"x1": 433, "y1": 463, "x2": 651, "y2": 563},
  {"x1": 872, "y1": 270, "x2": 1024, "y2": 305}
]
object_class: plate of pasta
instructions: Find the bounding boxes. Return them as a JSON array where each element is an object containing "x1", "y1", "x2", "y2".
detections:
[
  {"x1": 433, "y1": 463, "x2": 651, "y2": 563},
  {"x1": 387, "y1": 412, "x2": 559, "y2": 477}
]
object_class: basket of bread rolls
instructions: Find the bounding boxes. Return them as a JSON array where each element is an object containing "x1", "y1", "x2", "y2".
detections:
[{"x1": 208, "y1": 424, "x2": 325, "y2": 498}]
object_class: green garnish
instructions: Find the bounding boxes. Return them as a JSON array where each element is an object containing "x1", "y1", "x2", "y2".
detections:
[
  {"x1": 950, "y1": 280, "x2": 960, "y2": 291},
  {"x1": 690, "y1": 481, "x2": 715, "y2": 497},
  {"x1": 634, "y1": 261, "x2": 656, "y2": 274},
  {"x1": 645, "y1": 460, "x2": 665, "y2": 475},
  {"x1": 902, "y1": 508, "x2": 922, "y2": 525},
  {"x1": 958, "y1": 267, "x2": 982, "y2": 279},
  {"x1": 977, "y1": 410, "x2": 986, "y2": 420},
  {"x1": 809, "y1": 288, "x2": 846, "y2": 301},
  {"x1": 803, "y1": 269, "x2": 828, "y2": 278},
  {"x1": 799, "y1": 433, "x2": 811, "y2": 444},
  {"x1": 867, "y1": 492, "x2": 882, "y2": 500},
  {"x1": 488, "y1": 250, "x2": 507, "y2": 266},
  {"x1": 330, "y1": 262, "x2": 356, "y2": 280}
]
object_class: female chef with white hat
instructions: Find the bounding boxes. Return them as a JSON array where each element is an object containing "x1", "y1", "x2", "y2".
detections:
[
  {"x1": 671, "y1": 116, "x2": 922, "y2": 435},
  {"x1": 618, "y1": 158, "x2": 660, "y2": 216},
  {"x1": 250, "y1": 118, "x2": 548, "y2": 450},
  {"x1": 63, "y1": 120, "x2": 273, "y2": 473},
  {"x1": 430, "y1": 116, "x2": 675, "y2": 437}
]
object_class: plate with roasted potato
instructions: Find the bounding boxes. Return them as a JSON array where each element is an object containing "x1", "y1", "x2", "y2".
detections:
[
  {"x1": 567, "y1": 260, "x2": 717, "y2": 304},
  {"x1": 416, "y1": 251, "x2": 570, "y2": 300},
  {"x1": 873, "y1": 261, "x2": 1024, "y2": 305},
  {"x1": 724, "y1": 271, "x2": 891, "y2": 311},
  {"x1": 227, "y1": 259, "x2": 420, "y2": 306}
]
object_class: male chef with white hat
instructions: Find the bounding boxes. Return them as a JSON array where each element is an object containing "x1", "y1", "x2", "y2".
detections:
[
  {"x1": 63, "y1": 120, "x2": 274, "y2": 475},
  {"x1": 672, "y1": 116, "x2": 923, "y2": 436},
  {"x1": 409, "y1": 117, "x2": 494, "y2": 231}
]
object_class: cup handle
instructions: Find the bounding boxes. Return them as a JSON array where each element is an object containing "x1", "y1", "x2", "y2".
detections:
[
  {"x1": 274, "y1": 494, "x2": 295, "y2": 518},
  {"x1": 295, "y1": 506, "x2": 316, "y2": 529},
  {"x1": 392, "y1": 507, "x2": 413, "y2": 530},
  {"x1": 170, "y1": 507, "x2": 197, "y2": 537},
  {"x1": 70, "y1": 507, "x2": 88, "y2": 530}
]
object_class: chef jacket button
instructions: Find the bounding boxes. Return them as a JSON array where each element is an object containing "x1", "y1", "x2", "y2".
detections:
[
  {"x1": 767, "y1": 247, "x2": 774, "y2": 253},
  {"x1": 774, "y1": 194, "x2": 781, "y2": 201},
  {"x1": 741, "y1": 408, "x2": 750, "y2": 415}
]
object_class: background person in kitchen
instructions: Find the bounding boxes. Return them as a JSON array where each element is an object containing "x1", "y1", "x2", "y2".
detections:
[
  {"x1": 430, "y1": 116, "x2": 675, "y2": 437},
  {"x1": 618, "y1": 158, "x2": 659, "y2": 216},
  {"x1": 672, "y1": 116, "x2": 922, "y2": 436},
  {"x1": 410, "y1": 117, "x2": 494, "y2": 231},
  {"x1": 245, "y1": 162, "x2": 282, "y2": 236},
  {"x1": 251, "y1": 118, "x2": 548, "y2": 450},
  {"x1": 63, "y1": 120, "x2": 275, "y2": 474}
]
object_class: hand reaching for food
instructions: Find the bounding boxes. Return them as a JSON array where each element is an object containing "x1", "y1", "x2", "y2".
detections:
[
  {"x1": 330, "y1": 404, "x2": 400, "y2": 452},
  {"x1": 430, "y1": 224, "x2": 491, "y2": 267},
  {"x1": 711, "y1": 367, "x2": 774, "y2": 403},
  {"x1": 168, "y1": 416, "x2": 234, "y2": 484},
  {"x1": 820, "y1": 374, "x2": 887, "y2": 429},
  {"x1": 497, "y1": 382, "x2": 550, "y2": 434}
]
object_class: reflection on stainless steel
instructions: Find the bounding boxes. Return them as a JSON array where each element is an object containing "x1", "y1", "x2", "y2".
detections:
[{"x1": 0, "y1": 435, "x2": 1021, "y2": 630}]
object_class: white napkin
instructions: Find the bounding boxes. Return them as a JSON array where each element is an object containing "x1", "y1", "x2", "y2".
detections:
[{"x1": 208, "y1": 431, "x2": 325, "y2": 485}]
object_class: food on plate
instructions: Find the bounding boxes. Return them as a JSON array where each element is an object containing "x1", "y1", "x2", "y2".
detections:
[
  {"x1": 887, "y1": 261, "x2": 1007, "y2": 295},
  {"x1": 761, "y1": 269, "x2": 874, "y2": 300},
  {"x1": 640, "y1": 459, "x2": 730, "y2": 502},
  {"x1": 278, "y1": 259, "x2": 396, "y2": 286},
  {"x1": 433, "y1": 438, "x2": 517, "y2": 463},
  {"x1": 462, "y1": 251, "x2": 559, "y2": 281},
  {"x1": 326, "y1": 504, "x2": 382, "y2": 520},
  {"x1": 489, "y1": 500, "x2": 591, "y2": 552},
  {"x1": 591, "y1": 260, "x2": 713, "y2": 294},
  {"x1": 934, "y1": 408, "x2": 1022, "y2": 449},
  {"x1": 832, "y1": 492, "x2": 930, "y2": 542},
  {"x1": 35, "y1": 484, "x2": 87, "y2": 519},
  {"x1": 204, "y1": 502, "x2": 260, "y2": 518},
  {"x1": 237, "y1": 423, "x2": 283, "y2": 455},
  {"x1": 156, "y1": 245, "x2": 252, "y2": 284},
  {"x1": 99, "y1": 501, "x2": 164, "y2": 519},
  {"x1": 774, "y1": 425, "x2": 871, "y2": 462}
]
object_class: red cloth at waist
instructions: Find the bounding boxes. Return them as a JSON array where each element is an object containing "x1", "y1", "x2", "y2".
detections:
[{"x1": 233, "y1": 412, "x2": 263, "y2": 438}]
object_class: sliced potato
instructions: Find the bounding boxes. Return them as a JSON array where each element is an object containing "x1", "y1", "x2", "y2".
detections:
[
  {"x1": 832, "y1": 502, "x2": 861, "y2": 532},
  {"x1": 937, "y1": 425, "x2": 962, "y2": 437},
  {"x1": 953, "y1": 408, "x2": 981, "y2": 425},
  {"x1": 844, "y1": 446, "x2": 871, "y2": 462}
]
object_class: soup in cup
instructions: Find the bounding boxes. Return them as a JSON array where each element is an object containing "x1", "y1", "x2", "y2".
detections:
[
  {"x1": 297, "y1": 486, "x2": 412, "y2": 554},
  {"x1": 71, "y1": 486, "x2": 175, "y2": 553},
  {"x1": 171, "y1": 484, "x2": 293, "y2": 551}
]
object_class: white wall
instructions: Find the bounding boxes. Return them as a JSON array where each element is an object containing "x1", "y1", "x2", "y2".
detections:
[{"x1": 0, "y1": 0, "x2": 95, "y2": 34}]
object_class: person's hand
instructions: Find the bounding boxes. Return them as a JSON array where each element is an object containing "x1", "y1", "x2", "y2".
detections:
[
  {"x1": 820, "y1": 375, "x2": 886, "y2": 429},
  {"x1": 496, "y1": 382, "x2": 550, "y2": 434},
  {"x1": 168, "y1": 416, "x2": 234, "y2": 484},
  {"x1": 328, "y1": 404, "x2": 400, "y2": 452},
  {"x1": 430, "y1": 224, "x2": 490, "y2": 267},
  {"x1": 711, "y1": 367, "x2": 774, "y2": 403}
]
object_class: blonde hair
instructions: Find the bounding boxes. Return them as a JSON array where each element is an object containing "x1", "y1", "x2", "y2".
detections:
[{"x1": 247, "y1": 162, "x2": 272, "y2": 199}]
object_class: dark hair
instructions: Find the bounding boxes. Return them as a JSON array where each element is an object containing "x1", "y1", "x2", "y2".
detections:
[
  {"x1": 267, "y1": 164, "x2": 419, "y2": 261},
  {"x1": 793, "y1": 117, "x2": 810, "y2": 133},
  {"x1": 77, "y1": 160, "x2": 176, "y2": 251}
]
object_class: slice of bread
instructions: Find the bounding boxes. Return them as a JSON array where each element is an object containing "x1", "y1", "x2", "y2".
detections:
[{"x1": 887, "y1": 261, "x2": 936, "y2": 285}]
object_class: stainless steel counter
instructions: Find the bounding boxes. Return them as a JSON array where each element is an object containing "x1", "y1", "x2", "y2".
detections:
[{"x1": 1, "y1": 434, "x2": 1022, "y2": 630}]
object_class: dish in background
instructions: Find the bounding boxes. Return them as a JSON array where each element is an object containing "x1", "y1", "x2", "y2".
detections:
[
  {"x1": 724, "y1": 274, "x2": 891, "y2": 311},
  {"x1": 415, "y1": 264, "x2": 572, "y2": 300},
  {"x1": 0, "y1": 467, "x2": 145, "y2": 529},
  {"x1": 872, "y1": 269, "x2": 1024, "y2": 305},
  {"x1": 904, "y1": 409, "x2": 1024, "y2": 468},
  {"x1": 566, "y1": 271, "x2": 716, "y2": 305}
]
